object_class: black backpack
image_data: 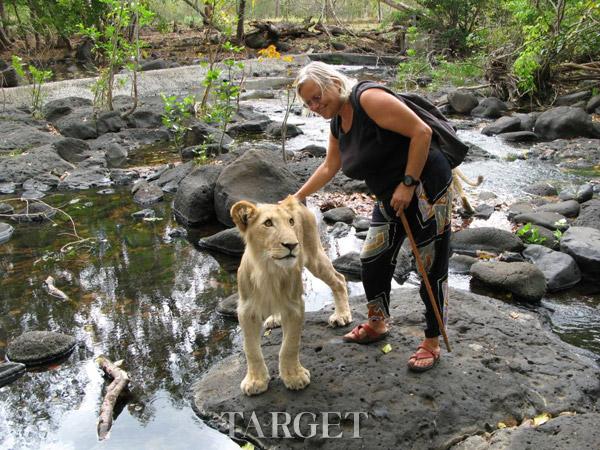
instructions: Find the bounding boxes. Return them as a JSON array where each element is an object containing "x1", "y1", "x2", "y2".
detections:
[{"x1": 353, "y1": 81, "x2": 469, "y2": 168}]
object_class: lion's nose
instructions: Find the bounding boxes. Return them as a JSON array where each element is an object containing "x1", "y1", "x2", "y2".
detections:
[{"x1": 282, "y1": 242, "x2": 298, "y2": 252}]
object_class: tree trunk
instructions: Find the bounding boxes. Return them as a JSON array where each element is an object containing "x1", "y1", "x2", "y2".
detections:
[
  {"x1": 236, "y1": 0, "x2": 246, "y2": 44},
  {"x1": 0, "y1": 1, "x2": 10, "y2": 50},
  {"x1": 275, "y1": 0, "x2": 280, "y2": 18},
  {"x1": 379, "y1": 0, "x2": 413, "y2": 12}
]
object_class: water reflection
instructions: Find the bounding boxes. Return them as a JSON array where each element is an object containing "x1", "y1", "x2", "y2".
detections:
[{"x1": 0, "y1": 189, "x2": 240, "y2": 449}]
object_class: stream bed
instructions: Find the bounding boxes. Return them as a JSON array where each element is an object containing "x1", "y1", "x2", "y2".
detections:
[{"x1": 1, "y1": 94, "x2": 599, "y2": 449}]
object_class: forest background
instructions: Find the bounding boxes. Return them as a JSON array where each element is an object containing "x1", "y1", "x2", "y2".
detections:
[{"x1": 0, "y1": 0, "x2": 598, "y2": 107}]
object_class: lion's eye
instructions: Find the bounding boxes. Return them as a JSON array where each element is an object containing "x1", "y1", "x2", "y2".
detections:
[
  {"x1": 264, "y1": 219, "x2": 273, "y2": 227},
  {"x1": 289, "y1": 218, "x2": 294, "y2": 226}
]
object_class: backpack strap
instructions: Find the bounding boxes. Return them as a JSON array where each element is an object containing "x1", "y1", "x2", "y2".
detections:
[{"x1": 351, "y1": 80, "x2": 468, "y2": 168}]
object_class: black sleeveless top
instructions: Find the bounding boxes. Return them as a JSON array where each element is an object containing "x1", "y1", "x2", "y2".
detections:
[{"x1": 331, "y1": 82, "x2": 452, "y2": 202}]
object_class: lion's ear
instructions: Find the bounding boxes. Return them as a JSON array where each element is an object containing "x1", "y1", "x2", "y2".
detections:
[
  {"x1": 280, "y1": 195, "x2": 300, "y2": 211},
  {"x1": 230, "y1": 201, "x2": 257, "y2": 232}
]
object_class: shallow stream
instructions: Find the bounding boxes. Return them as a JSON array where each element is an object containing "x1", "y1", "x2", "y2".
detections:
[{"x1": 0, "y1": 94, "x2": 598, "y2": 449}]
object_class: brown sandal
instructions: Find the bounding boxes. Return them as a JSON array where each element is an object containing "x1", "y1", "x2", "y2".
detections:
[
  {"x1": 343, "y1": 322, "x2": 389, "y2": 345},
  {"x1": 407, "y1": 345, "x2": 440, "y2": 372}
]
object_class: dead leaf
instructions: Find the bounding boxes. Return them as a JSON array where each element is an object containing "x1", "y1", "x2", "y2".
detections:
[
  {"x1": 381, "y1": 343, "x2": 392, "y2": 354},
  {"x1": 533, "y1": 412, "x2": 551, "y2": 426}
]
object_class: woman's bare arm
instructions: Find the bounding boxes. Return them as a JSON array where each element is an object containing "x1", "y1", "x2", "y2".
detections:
[
  {"x1": 294, "y1": 133, "x2": 342, "y2": 202},
  {"x1": 359, "y1": 88, "x2": 433, "y2": 213}
]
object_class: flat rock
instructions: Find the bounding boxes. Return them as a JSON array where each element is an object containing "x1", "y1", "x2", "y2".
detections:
[
  {"x1": 0, "y1": 182, "x2": 17, "y2": 194},
  {"x1": 299, "y1": 144, "x2": 326, "y2": 158},
  {"x1": 572, "y1": 199, "x2": 600, "y2": 231},
  {"x1": 559, "y1": 226, "x2": 600, "y2": 277},
  {"x1": 514, "y1": 112, "x2": 538, "y2": 131},
  {"x1": 473, "y1": 204, "x2": 494, "y2": 220},
  {"x1": 0, "y1": 361, "x2": 27, "y2": 387},
  {"x1": 131, "y1": 208, "x2": 155, "y2": 219},
  {"x1": 555, "y1": 91, "x2": 592, "y2": 106},
  {"x1": 192, "y1": 288, "x2": 599, "y2": 449},
  {"x1": 0, "y1": 221, "x2": 14, "y2": 244},
  {"x1": 156, "y1": 161, "x2": 195, "y2": 192},
  {"x1": 332, "y1": 251, "x2": 361, "y2": 278},
  {"x1": 352, "y1": 216, "x2": 370, "y2": 231},
  {"x1": 11, "y1": 202, "x2": 56, "y2": 222},
  {"x1": 57, "y1": 167, "x2": 112, "y2": 190},
  {"x1": 288, "y1": 157, "x2": 369, "y2": 194},
  {"x1": 586, "y1": 94, "x2": 600, "y2": 113},
  {"x1": 537, "y1": 200, "x2": 580, "y2": 218},
  {"x1": 449, "y1": 254, "x2": 478, "y2": 274},
  {"x1": 42, "y1": 96, "x2": 92, "y2": 122},
  {"x1": 89, "y1": 128, "x2": 170, "y2": 153},
  {"x1": 523, "y1": 181, "x2": 558, "y2": 197},
  {"x1": 265, "y1": 122, "x2": 303, "y2": 138},
  {"x1": 323, "y1": 206, "x2": 356, "y2": 224},
  {"x1": 6, "y1": 330, "x2": 76, "y2": 366},
  {"x1": 470, "y1": 261, "x2": 547, "y2": 302},
  {"x1": 0, "y1": 145, "x2": 74, "y2": 185},
  {"x1": 471, "y1": 97, "x2": 507, "y2": 119},
  {"x1": 507, "y1": 202, "x2": 535, "y2": 220},
  {"x1": 227, "y1": 119, "x2": 273, "y2": 136},
  {"x1": 104, "y1": 142, "x2": 128, "y2": 168},
  {"x1": 451, "y1": 227, "x2": 524, "y2": 255},
  {"x1": 173, "y1": 165, "x2": 222, "y2": 226},
  {"x1": 198, "y1": 227, "x2": 245, "y2": 256},
  {"x1": 512, "y1": 211, "x2": 568, "y2": 231},
  {"x1": 498, "y1": 131, "x2": 538, "y2": 143},
  {"x1": 534, "y1": 107, "x2": 599, "y2": 140},
  {"x1": 447, "y1": 91, "x2": 479, "y2": 114},
  {"x1": 0, "y1": 120, "x2": 60, "y2": 152},
  {"x1": 452, "y1": 413, "x2": 600, "y2": 450},
  {"x1": 133, "y1": 181, "x2": 164, "y2": 206},
  {"x1": 522, "y1": 244, "x2": 581, "y2": 292},
  {"x1": 481, "y1": 116, "x2": 521, "y2": 136},
  {"x1": 216, "y1": 293, "x2": 238, "y2": 318},
  {"x1": 184, "y1": 120, "x2": 233, "y2": 148},
  {"x1": 0, "y1": 203, "x2": 14, "y2": 215},
  {"x1": 329, "y1": 222, "x2": 350, "y2": 238},
  {"x1": 213, "y1": 148, "x2": 301, "y2": 227}
]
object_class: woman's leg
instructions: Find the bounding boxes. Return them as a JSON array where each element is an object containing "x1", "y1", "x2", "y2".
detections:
[
  {"x1": 408, "y1": 186, "x2": 452, "y2": 370},
  {"x1": 344, "y1": 201, "x2": 406, "y2": 342}
]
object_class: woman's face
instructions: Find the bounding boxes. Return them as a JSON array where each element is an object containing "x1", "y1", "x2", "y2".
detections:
[{"x1": 298, "y1": 79, "x2": 343, "y2": 119}]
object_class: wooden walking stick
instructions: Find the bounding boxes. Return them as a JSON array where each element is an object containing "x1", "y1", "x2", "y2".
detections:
[{"x1": 398, "y1": 210, "x2": 452, "y2": 352}]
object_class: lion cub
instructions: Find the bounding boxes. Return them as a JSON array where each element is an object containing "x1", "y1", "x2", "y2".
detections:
[{"x1": 231, "y1": 195, "x2": 352, "y2": 396}]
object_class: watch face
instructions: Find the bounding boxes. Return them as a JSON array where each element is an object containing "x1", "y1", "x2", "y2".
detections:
[{"x1": 404, "y1": 175, "x2": 417, "y2": 186}]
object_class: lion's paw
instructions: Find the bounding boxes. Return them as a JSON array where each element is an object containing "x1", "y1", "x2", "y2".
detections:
[
  {"x1": 328, "y1": 310, "x2": 353, "y2": 327},
  {"x1": 280, "y1": 366, "x2": 310, "y2": 391},
  {"x1": 240, "y1": 373, "x2": 270, "y2": 396},
  {"x1": 263, "y1": 314, "x2": 281, "y2": 329}
]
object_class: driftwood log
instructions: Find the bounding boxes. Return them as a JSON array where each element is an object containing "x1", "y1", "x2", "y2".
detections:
[
  {"x1": 44, "y1": 276, "x2": 69, "y2": 300},
  {"x1": 96, "y1": 356, "x2": 130, "y2": 440}
]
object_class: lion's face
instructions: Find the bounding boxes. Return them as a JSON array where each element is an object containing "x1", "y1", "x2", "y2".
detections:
[{"x1": 231, "y1": 197, "x2": 301, "y2": 269}]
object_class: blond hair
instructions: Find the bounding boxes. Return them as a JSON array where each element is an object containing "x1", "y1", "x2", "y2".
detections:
[{"x1": 294, "y1": 62, "x2": 356, "y2": 102}]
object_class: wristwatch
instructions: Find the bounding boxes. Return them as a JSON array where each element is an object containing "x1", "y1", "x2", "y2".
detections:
[{"x1": 402, "y1": 175, "x2": 420, "y2": 186}]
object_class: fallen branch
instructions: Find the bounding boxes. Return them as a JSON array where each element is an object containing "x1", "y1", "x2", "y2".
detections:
[
  {"x1": 456, "y1": 83, "x2": 492, "y2": 91},
  {"x1": 97, "y1": 356, "x2": 130, "y2": 440},
  {"x1": 44, "y1": 276, "x2": 69, "y2": 300}
]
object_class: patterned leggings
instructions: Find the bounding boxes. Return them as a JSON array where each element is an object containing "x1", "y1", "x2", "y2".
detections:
[{"x1": 360, "y1": 183, "x2": 452, "y2": 338}]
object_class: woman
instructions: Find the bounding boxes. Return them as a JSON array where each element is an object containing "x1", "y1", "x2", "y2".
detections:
[{"x1": 293, "y1": 62, "x2": 453, "y2": 372}]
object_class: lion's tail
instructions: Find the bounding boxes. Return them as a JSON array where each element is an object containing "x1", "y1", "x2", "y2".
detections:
[{"x1": 454, "y1": 168, "x2": 483, "y2": 186}]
